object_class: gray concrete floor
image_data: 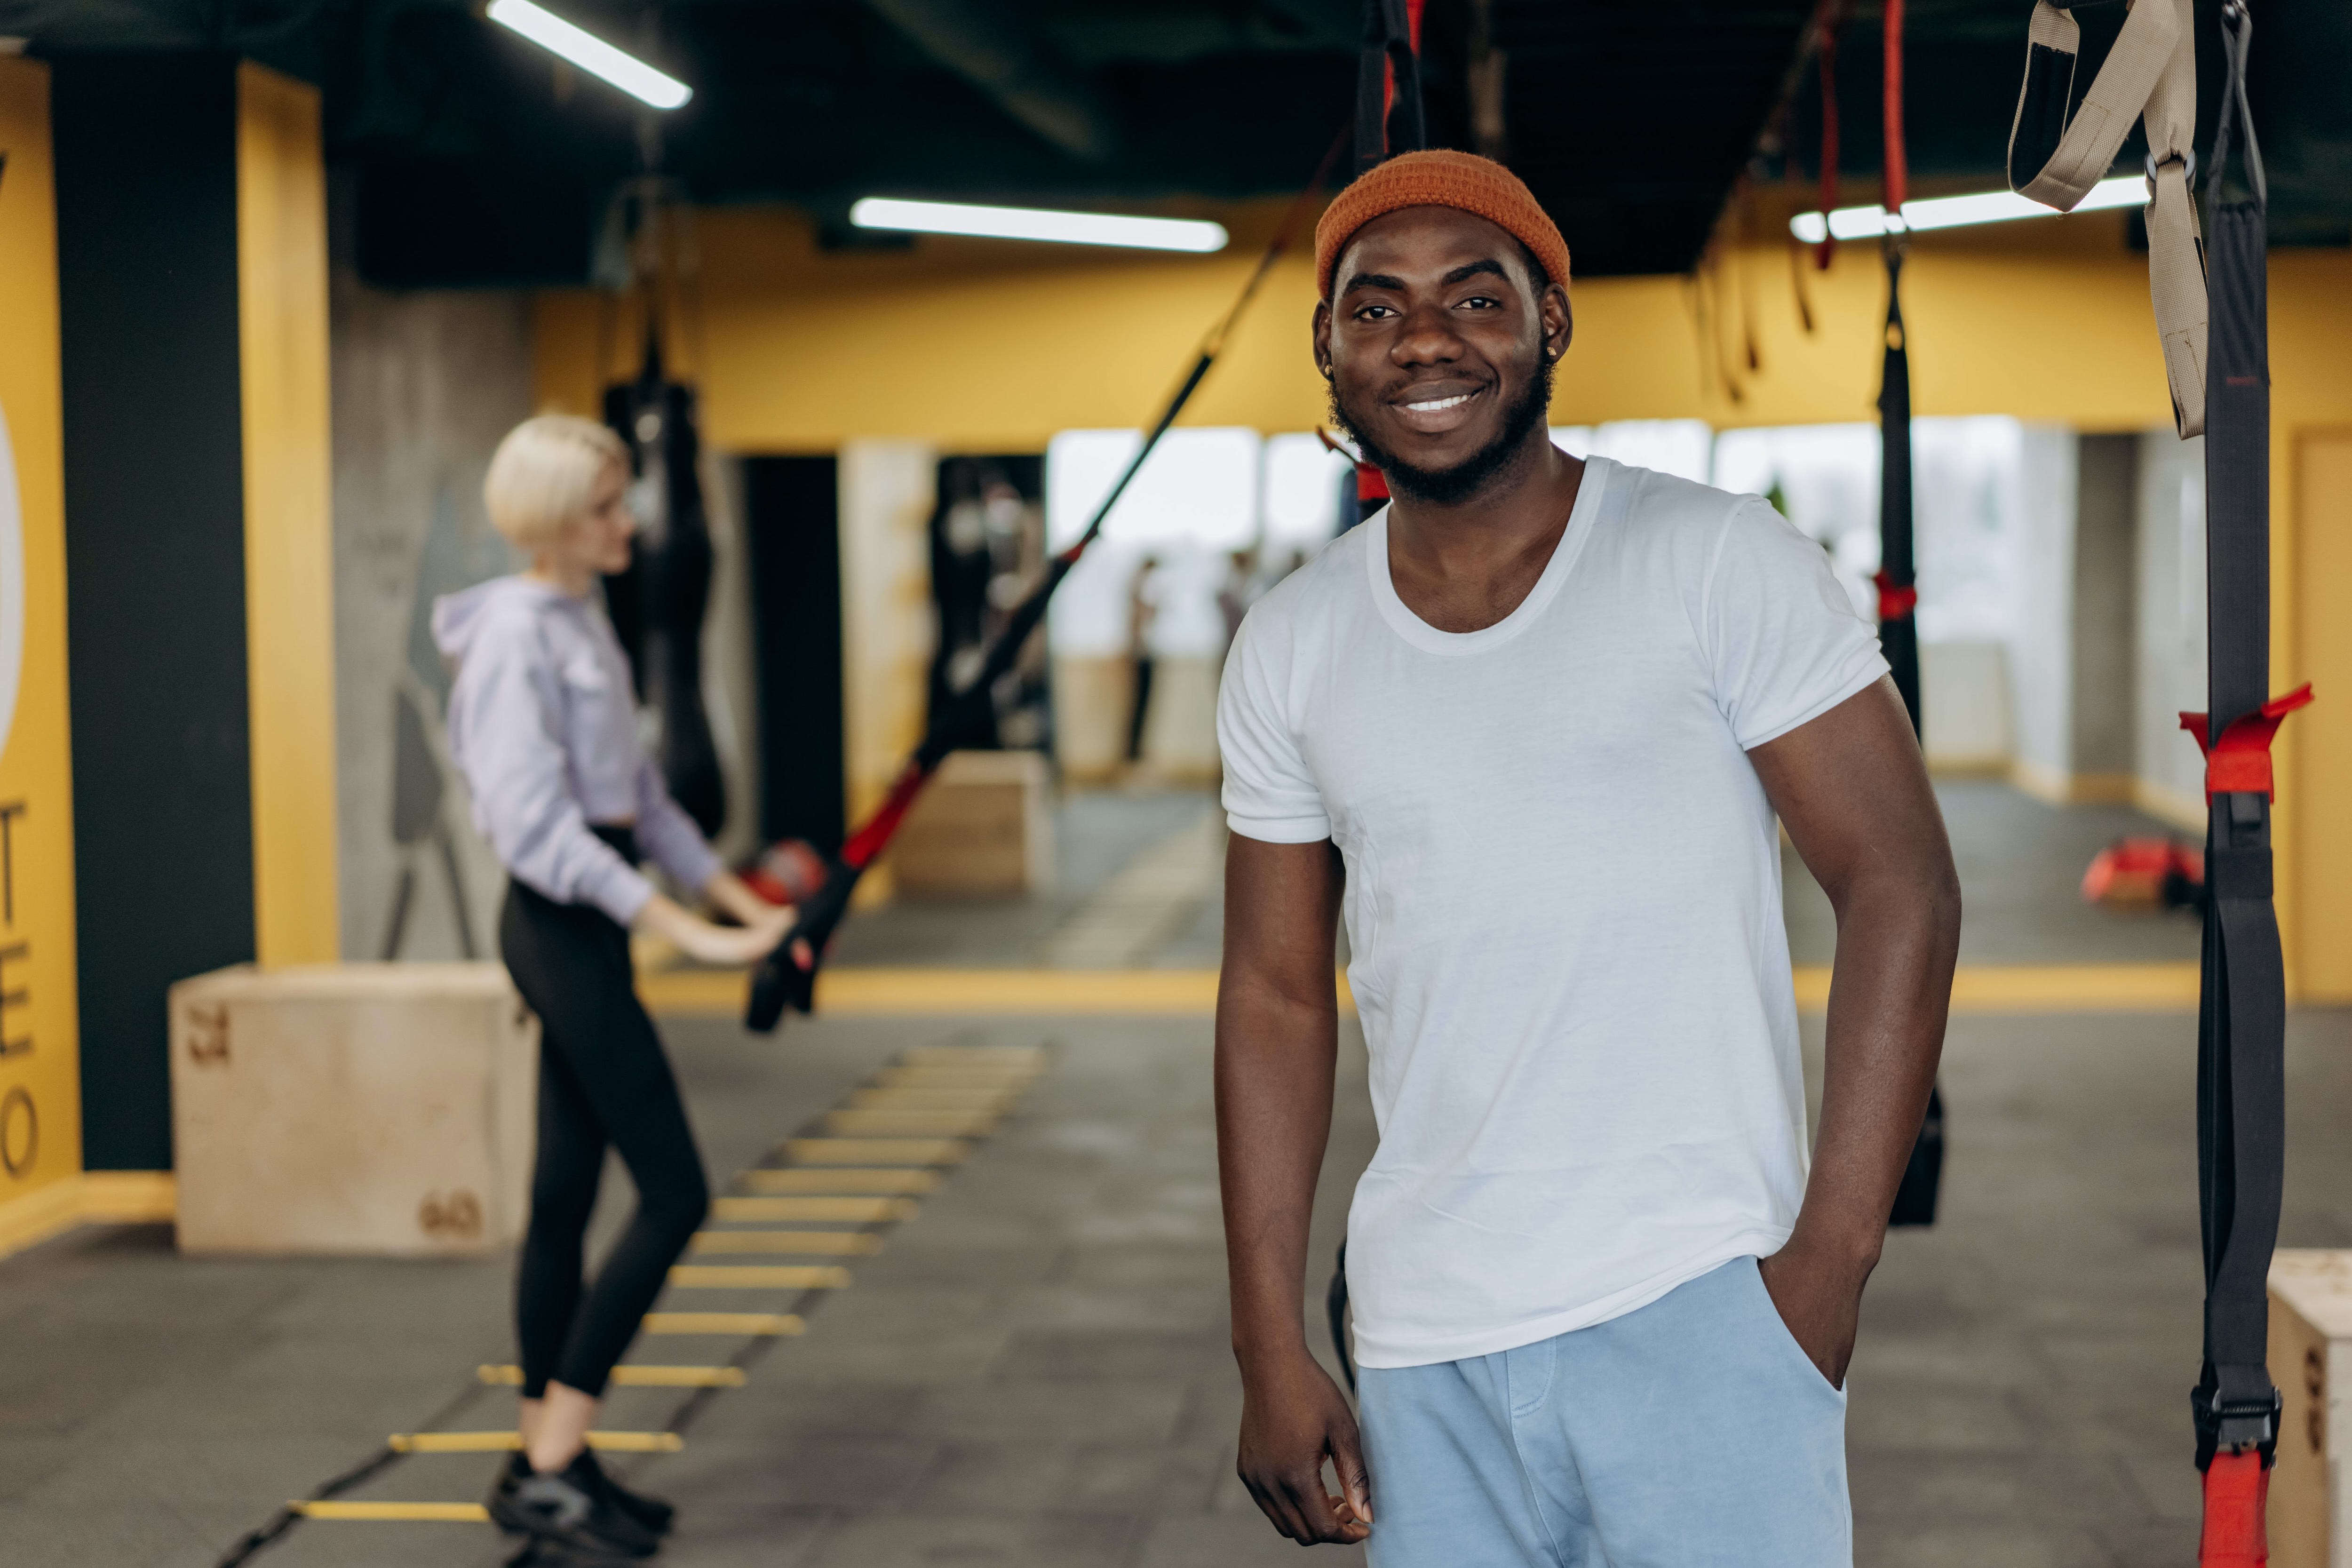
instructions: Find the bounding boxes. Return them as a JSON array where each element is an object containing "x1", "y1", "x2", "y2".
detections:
[{"x1": 2, "y1": 780, "x2": 2323, "y2": 1568}]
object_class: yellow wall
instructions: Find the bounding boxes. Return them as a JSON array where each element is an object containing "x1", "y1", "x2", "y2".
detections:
[
  {"x1": 0, "y1": 58, "x2": 85, "y2": 1211},
  {"x1": 236, "y1": 62, "x2": 340, "y2": 967}
]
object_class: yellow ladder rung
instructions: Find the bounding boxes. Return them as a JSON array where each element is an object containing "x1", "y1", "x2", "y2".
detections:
[
  {"x1": 823, "y1": 1109, "x2": 999, "y2": 1137},
  {"x1": 901, "y1": 1045, "x2": 1049, "y2": 1070},
  {"x1": 874, "y1": 1067, "x2": 1041, "y2": 1090},
  {"x1": 667, "y1": 1264, "x2": 852, "y2": 1289},
  {"x1": 477, "y1": 1364, "x2": 745, "y2": 1388},
  {"x1": 641, "y1": 1311, "x2": 806, "y2": 1336},
  {"x1": 736, "y1": 1168, "x2": 938, "y2": 1195},
  {"x1": 292, "y1": 1501, "x2": 491, "y2": 1522},
  {"x1": 387, "y1": 1431, "x2": 683, "y2": 1454},
  {"x1": 847, "y1": 1087, "x2": 1018, "y2": 1110},
  {"x1": 782, "y1": 1137, "x2": 968, "y2": 1166},
  {"x1": 710, "y1": 1196, "x2": 915, "y2": 1223},
  {"x1": 689, "y1": 1229, "x2": 880, "y2": 1256}
]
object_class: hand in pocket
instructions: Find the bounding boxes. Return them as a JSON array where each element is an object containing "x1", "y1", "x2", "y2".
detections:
[{"x1": 1756, "y1": 1242, "x2": 1870, "y2": 1390}]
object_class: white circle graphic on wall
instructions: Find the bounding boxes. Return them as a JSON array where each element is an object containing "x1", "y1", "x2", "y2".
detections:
[{"x1": 0, "y1": 406, "x2": 23, "y2": 766}]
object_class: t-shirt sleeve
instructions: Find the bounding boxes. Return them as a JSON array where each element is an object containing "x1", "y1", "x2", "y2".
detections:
[
  {"x1": 1216, "y1": 609, "x2": 1332, "y2": 844},
  {"x1": 1703, "y1": 497, "x2": 1891, "y2": 749}
]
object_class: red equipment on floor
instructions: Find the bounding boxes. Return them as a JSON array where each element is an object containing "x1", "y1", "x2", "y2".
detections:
[{"x1": 2081, "y1": 837, "x2": 2203, "y2": 910}]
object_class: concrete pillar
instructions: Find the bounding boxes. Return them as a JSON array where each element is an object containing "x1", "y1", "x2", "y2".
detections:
[
  {"x1": 837, "y1": 439, "x2": 937, "y2": 902},
  {"x1": 2133, "y1": 432, "x2": 2208, "y2": 828},
  {"x1": 2005, "y1": 429, "x2": 2079, "y2": 800},
  {"x1": 2006, "y1": 430, "x2": 2141, "y2": 806},
  {"x1": 2068, "y1": 433, "x2": 2139, "y2": 792}
]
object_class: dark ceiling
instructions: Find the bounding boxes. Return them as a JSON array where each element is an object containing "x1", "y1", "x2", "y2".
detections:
[{"x1": 6, "y1": 0, "x2": 2346, "y2": 287}]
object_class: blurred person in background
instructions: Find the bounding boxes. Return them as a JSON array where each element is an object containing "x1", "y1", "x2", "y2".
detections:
[
  {"x1": 436, "y1": 414, "x2": 802, "y2": 1560},
  {"x1": 1127, "y1": 553, "x2": 1165, "y2": 764}
]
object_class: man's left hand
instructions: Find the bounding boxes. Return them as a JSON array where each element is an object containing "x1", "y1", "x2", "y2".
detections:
[{"x1": 1756, "y1": 1238, "x2": 1872, "y2": 1389}]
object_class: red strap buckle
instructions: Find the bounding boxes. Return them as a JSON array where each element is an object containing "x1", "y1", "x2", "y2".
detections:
[
  {"x1": 2198, "y1": 1450, "x2": 2269, "y2": 1567},
  {"x1": 2179, "y1": 685, "x2": 2315, "y2": 802},
  {"x1": 1872, "y1": 570, "x2": 1918, "y2": 623}
]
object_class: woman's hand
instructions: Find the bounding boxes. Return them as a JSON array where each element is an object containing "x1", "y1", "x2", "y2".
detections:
[{"x1": 635, "y1": 892, "x2": 810, "y2": 969}]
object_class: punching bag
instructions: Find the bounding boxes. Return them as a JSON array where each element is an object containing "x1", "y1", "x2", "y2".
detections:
[{"x1": 603, "y1": 335, "x2": 726, "y2": 837}]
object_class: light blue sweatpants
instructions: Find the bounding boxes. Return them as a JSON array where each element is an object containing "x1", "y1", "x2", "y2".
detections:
[{"x1": 1355, "y1": 1258, "x2": 1851, "y2": 1568}]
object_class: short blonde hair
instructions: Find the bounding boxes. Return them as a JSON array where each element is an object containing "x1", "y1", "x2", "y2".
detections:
[{"x1": 484, "y1": 414, "x2": 629, "y2": 547}]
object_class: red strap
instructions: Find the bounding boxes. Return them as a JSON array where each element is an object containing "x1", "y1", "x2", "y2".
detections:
[
  {"x1": 1357, "y1": 462, "x2": 1390, "y2": 502},
  {"x1": 2198, "y1": 1450, "x2": 2269, "y2": 1567},
  {"x1": 1883, "y1": 0, "x2": 1907, "y2": 215},
  {"x1": 841, "y1": 761, "x2": 931, "y2": 869},
  {"x1": 1380, "y1": 0, "x2": 1425, "y2": 131},
  {"x1": 2179, "y1": 684, "x2": 2315, "y2": 802},
  {"x1": 1873, "y1": 570, "x2": 1917, "y2": 622}
]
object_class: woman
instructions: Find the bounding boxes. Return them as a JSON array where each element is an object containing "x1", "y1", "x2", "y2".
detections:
[{"x1": 436, "y1": 414, "x2": 796, "y2": 1559}]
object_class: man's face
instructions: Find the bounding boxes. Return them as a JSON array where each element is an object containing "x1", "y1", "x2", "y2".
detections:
[{"x1": 1315, "y1": 205, "x2": 1570, "y2": 504}]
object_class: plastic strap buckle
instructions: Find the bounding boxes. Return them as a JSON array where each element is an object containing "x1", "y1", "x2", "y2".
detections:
[
  {"x1": 2179, "y1": 684, "x2": 2314, "y2": 802},
  {"x1": 1872, "y1": 570, "x2": 1918, "y2": 623}
]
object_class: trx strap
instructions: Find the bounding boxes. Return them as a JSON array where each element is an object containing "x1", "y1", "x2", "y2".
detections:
[
  {"x1": 1873, "y1": 0, "x2": 1943, "y2": 1231},
  {"x1": 2006, "y1": 0, "x2": 2205, "y2": 437},
  {"x1": 744, "y1": 128, "x2": 1349, "y2": 1032},
  {"x1": 1356, "y1": 0, "x2": 1425, "y2": 177},
  {"x1": 1812, "y1": 0, "x2": 1843, "y2": 271},
  {"x1": 2179, "y1": 8, "x2": 2298, "y2": 1560}
]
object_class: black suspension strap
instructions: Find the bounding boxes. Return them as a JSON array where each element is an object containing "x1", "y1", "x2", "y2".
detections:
[
  {"x1": 1873, "y1": 0, "x2": 1944, "y2": 1231},
  {"x1": 2181, "y1": 7, "x2": 2304, "y2": 1563},
  {"x1": 1356, "y1": 0, "x2": 1425, "y2": 177},
  {"x1": 744, "y1": 127, "x2": 1351, "y2": 1032}
]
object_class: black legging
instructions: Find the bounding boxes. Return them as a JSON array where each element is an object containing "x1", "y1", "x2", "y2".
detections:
[{"x1": 500, "y1": 828, "x2": 709, "y2": 1400}]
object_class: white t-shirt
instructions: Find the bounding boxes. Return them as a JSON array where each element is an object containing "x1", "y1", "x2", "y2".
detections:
[{"x1": 1217, "y1": 457, "x2": 1888, "y2": 1369}]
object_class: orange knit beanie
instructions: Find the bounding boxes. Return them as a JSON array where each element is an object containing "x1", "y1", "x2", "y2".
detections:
[{"x1": 1314, "y1": 149, "x2": 1570, "y2": 301}]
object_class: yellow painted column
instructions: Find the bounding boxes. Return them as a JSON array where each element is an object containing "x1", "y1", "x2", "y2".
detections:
[
  {"x1": 2288, "y1": 430, "x2": 2352, "y2": 1000},
  {"x1": 0, "y1": 58, "x2": 87, "y2": 1229},
  {"x1": 235, "y1": 62, "x2": 340, "y2": 967}
]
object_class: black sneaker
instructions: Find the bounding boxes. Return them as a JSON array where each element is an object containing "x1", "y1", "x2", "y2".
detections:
[
  {"x1": 486, "y1": 1451, "x2": 661, "y2": 1559},
  {"x1": 579, "y1": 1449, "x2": 675, "y2": 1536}
]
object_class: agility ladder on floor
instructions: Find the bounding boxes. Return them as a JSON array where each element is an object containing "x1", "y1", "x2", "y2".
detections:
[{"x1": 208, "y1": 1043, "x2": 1053, "y2": 1566}]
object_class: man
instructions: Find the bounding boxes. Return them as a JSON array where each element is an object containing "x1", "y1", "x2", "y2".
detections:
[{"x1": 1214, "y1": 149, "x2": 1959, "y2": 1565}]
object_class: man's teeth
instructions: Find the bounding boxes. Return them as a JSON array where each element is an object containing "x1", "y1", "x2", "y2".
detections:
[{"x1": 1404, "y1": 392, "x2": 1472, "y2": 413}]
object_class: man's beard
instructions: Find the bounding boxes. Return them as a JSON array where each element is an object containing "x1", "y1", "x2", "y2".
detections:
[{"x1": 1329, "y1": 349, "x2": 1555, "y2": 507}]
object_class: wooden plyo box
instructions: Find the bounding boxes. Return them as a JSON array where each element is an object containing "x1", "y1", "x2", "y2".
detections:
[
  {"x1": 888, "y1": 748, "x2": 1054, "y2": 899},
  {"x1": 168, "y1": 963, "x2": 537, "y2": 1256},
  {"x1": 2271, "y1": 1250, "x2": 2352, "y2": 1568}
]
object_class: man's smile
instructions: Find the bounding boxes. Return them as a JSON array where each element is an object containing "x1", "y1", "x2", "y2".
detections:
[{"x1": 1387, "y1": 380, "x2": 1490, "y2": 433}]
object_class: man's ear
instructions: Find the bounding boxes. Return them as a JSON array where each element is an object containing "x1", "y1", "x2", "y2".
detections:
[
  {"x1": 1312, "y1": 299, "x2": 1335, "y2": 379},
  {"x1": 1543, "y1": 286, "x2": 1573, "y2": 361}
]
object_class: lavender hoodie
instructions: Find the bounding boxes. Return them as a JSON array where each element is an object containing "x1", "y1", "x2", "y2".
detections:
[{"x1": 433, "y1": 576, "x2": 721, "y2": 925}]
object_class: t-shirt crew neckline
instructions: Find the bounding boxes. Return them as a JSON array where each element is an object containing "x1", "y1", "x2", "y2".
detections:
[{"x1": 1366, "y1": 455, "x2": 1612, "y2": 658}]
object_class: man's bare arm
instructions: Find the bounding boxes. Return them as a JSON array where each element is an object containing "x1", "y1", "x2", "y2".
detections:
[
  {"x1": 1748, "y1": 676, "x2": 1962, "y2": 1386},
  {"x1": 1216, "y1": 833, "x2": 1371, "y2": 1545}
]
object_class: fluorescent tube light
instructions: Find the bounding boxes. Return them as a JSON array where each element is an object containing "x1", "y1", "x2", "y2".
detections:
[
  {"x1": 1788, "y1": 174, "x2": 2148, "y2": 244},
  {"x1": 487, "y1": 0, "x2": 693, "y2": 110},
  {"x1": 849, "y1": 198, "x2": 1229, "y2": 254}
]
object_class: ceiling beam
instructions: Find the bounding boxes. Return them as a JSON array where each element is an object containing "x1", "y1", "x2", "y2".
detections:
[{"x1": 861, "y1": 0, "x2": 1116, "y2": 165}]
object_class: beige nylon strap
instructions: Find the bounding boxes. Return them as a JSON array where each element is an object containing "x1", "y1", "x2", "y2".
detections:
[{"x1": 2009, "y1": 0, "x2": 2207, "y2": 436}]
